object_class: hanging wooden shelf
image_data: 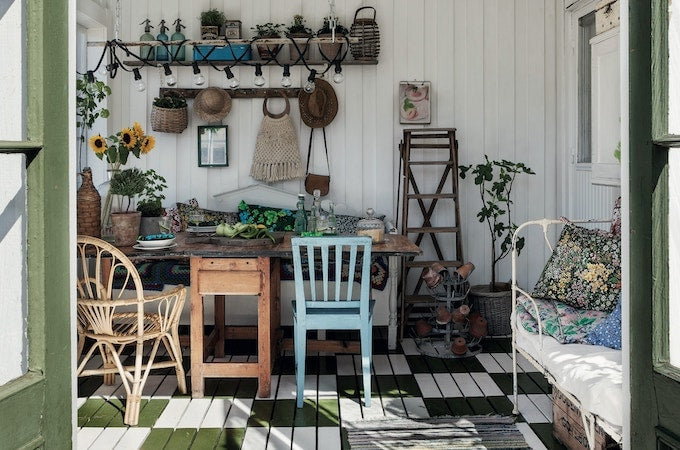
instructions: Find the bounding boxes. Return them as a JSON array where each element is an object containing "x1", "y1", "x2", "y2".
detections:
[
  {"x1": 87, "y1": 37, "x2": 361, "y2": 47},
  {"x1": 125, "y1": 59, "x2": 377, "y2": 67},
  {"x1": 159, "y1": 87, "x2": 302, "y2": 99}
]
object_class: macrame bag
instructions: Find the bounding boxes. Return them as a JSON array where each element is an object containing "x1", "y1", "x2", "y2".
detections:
[
  {"x1": 304, "y1": 128, "x2": 331, "y2": 196},
  {"x1": 250, "y1": 93, "x2": 303, "y2": 182}
]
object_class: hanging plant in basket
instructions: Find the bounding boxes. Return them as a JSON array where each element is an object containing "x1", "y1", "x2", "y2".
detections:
[{"x1": 151, "y1": 92, "x2": 188, "y2": 133}]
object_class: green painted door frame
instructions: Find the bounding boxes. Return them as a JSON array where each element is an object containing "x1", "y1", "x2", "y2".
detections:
[
  {"x1": 0, "y1": 0, "x2": 72, "y2": 448},
  {"x1": 630, "y1": 0, "x2": 680, "y2": 447}
]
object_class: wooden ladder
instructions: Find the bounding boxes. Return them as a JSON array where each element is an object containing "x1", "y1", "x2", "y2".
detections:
[{"x1": 399, "y1": 128, "x2": 463, "y2": 339}]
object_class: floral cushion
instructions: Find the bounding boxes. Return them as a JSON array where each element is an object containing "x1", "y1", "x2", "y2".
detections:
[
  {"x1": 517, "y1": 296, "x2": 609, "y2": 344},
  {"x1": 610, "y1": 196, "x2": 621, "y2": 235},
  {"x1": 169, "y1": 199, "x2": 239, "y2": 232},
  {"x1": 532, "y1": 223, "x2": 621, "y2": 312},
  {"x1": 238, "y1": 201, "x2": 295, "y2": 232},
  {"x1": 585, "y1": 296, "x2": 622, "y2": 349}
]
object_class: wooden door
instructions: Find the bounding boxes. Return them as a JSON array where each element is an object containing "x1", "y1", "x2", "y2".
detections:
[{"x1": 0, "y1": 0, "x2": 72, "y2": 447}]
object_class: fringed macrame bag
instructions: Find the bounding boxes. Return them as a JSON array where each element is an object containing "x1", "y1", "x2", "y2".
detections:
[{"x1": 250, "y1": 93, "x2": 303, "y2": 182}]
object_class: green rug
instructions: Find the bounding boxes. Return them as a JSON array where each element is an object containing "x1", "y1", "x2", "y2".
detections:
[{"x1": 344, "y1": 415, "x2": 530, "y2": 449}]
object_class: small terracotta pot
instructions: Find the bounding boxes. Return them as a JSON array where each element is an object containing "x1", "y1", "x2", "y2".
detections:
[
  {"x1": 452, "y1": 305, "x2": 471, "y2": 324},
  {"x1": 111, "y1": 211, "x2": 141, "y2": 247},
  {"x1": 435, "y1": 306, "x2": 452, "y2": 325},
  {"x1": 451, "y1": 337, "x2": 468, "y2": 355},
  {"x1": 470, "y1": 316, "x2": 488, "y2": 338},
  {"x1": 456, "y1": 262, "x2": 476, "y2": 280},
  {"x1": 415, "y1": 319, "x2": 432, "y2": 337}
]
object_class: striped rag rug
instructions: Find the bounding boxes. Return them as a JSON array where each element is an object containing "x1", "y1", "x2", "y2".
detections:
[{"x1": 344, "y1": 415, "x2": 530, "y2": 449}]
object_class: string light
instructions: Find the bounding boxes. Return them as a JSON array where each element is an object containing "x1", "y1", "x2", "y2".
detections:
[
  {"x1": 332, "y1": 62, "x2": 344, "y2": 84},
  {"x1": 163, "y1": 63, "x2": 177, "y2": 86},
  {"x1": 132, "y1": 68, "x2": 146, "y2": 92},
  {"x1": 224, "y1": 66, "x2": 239, "y2": 88},
  {"x1": 253, "y1": 64, "x2": 266, "y2": 87},
  {"x1": 281, "y1": 64, "x2": 292, "y2": 87},
  {"x1": 303, "y1": 69, "x2": 316, "y2": 93},
  {"x1": 192, "y1": 62, "x2": 205, "y2": 86}
]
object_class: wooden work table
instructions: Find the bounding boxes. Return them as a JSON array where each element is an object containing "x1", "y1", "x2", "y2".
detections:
[{"x1": 119, "y1": 232, "x2": 421, "y2": 398}]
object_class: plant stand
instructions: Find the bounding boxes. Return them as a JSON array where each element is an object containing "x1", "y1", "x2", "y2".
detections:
[{"x1": 412, "y1": 273, "x2": 482, "y2": 359}]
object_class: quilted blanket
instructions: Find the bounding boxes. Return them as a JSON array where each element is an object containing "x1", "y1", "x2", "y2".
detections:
[{"x1": 516, "y1": 295, "x2": 609, "y2": 344}]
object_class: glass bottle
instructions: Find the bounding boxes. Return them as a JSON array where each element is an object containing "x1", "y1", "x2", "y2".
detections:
[
  {"x1": 308, "y1": 189, "x2": 321, "y2": 232},
  {"x1": 170, "y1": 18, "x2": 186, "y2": 61},
  {"x1": 156, "y1": 20, "x2": 169, "y2": 61},
  {"x1": 326, "y1": 202, "x2": 337, "y2": 235},
  {"x1": 139, "y1": 19, "x2": 155, "y2": 61},
  {"x1": 294, "y1": 194, "x2": 307, "y2": 235}
]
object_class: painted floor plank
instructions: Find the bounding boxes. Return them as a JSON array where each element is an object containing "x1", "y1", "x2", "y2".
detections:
[
  {"x1": 402, "y1": 397, "x2": 430, "y2": 418},
  {"x1": 452, "y1": 373, "x2": 484, "y2": 397},
  {"x1": 276, "y1": 375, "x2": 298, "y2": 400},
  {"x1": 471, "y1": 372, "x2": 504, "y2": 396},
  {"x1": 114, "y1": 427, "x2": 151, "y2": 449},
  {"x1": 164, "y1": 428, "x2": 197, "y2": 449},
  {"x1": 517, "y1": 422, "x2": 549, "y2": 450},
  {"x1": 318, "y1": 374, "x2": 337, "y2": 398},
  {"x1": 267, "y1": 426, "x2": 293, "y2": 450},
  {"x1": 76, "y1": 427, "x2": 103, "y2": 450},
  {"x1": 88, "y1": 427, "x2": 126, "y2": 449},
  {"x1": 176, "y1": 398, "x2": 212, "y2": 428},
  {"x1": 491, "y1": 353, "x2": 517, "y2": 373},
  {"x1": 388, "y1": 354, "x2": 412, "y2": 374},
  {"x1": 201, "y1": 398, "x2": 230, "y2": 428},
  {"x1": 154, "y1": 398, "x2": 191, "y2": 428},
  {"x1": 241, "y1": 425, "x2": 269, "y2": 449},
  {"x1": 336, "y1": 355, "x2": 355, "y2": 375},
  {"x1": 433, "y1": 373, "x2": 462, "y2": 397},
  {"x1": 291, "y1": 426, "x2": 316, "y2": 450},
  {"x1": 513, "y1": 394, "x2": 549, "y2": 423},
  {"x1": 225, "y1": 398, "x2": 253, "y2": 428},
  {"x1": 317, "y1": 426, "x2": 342, "y2": 450},
  {"x1": 528, "y1": 393, "x2": 553, "y2": 422},
  {"x1": 338, "y1": 397, "x2": 363, "y2": 422},
  {"x1": 372, "y1": 354, "x2": 392, "y2": 375},
  {"x1": 475, "y1": 353, "x2": 505, "y2": 373},
  {"x1": 414, "y1": 373, "x2": 442, "y2": 398},
  {"x1": 381, "y1": 396, "x2": 406, "y2": 418},
  {"x1": 400, "y1": 338, "x2": 420, "y2": 355}
]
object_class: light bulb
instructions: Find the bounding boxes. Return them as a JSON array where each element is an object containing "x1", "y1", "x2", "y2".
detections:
[
  {"x1": 281, "y1": 76, "x2": 292, "y2": 87},
  {"x1": 303, "y1": 79, "x2": 315, "y2": 93},
  {"x1": 253, "y1": 64, "x2": 266, "y2": 87},
  {"x1": 163, "y1": 63, "x2": 176, "y2": 87},
  {"x1": 96, "y1": 64, "x2": 108, "y2": 78},
  {"x1": 193, "y1": 72, "x2": 205, "y2": 86},
  {"x1": 229, "y1": 77, "x2": 240, "y2": 88},
  {"x1": 132, "y1": 68, "x2": 146, "y2": 91},
  {"x1": 332, "y1": 72, "x2": 344, "y2": 83}
]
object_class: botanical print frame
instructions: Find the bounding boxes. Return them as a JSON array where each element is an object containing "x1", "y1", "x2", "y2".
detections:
[
  {"x1": 198, "y1": 125, "x2": 228, "y2": 167},
  {"x1": 399, "y1": 81, "x2": 431, "y2": 124}
]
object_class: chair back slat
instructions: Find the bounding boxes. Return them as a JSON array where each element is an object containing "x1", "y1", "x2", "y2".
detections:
[{"x1": 291, "y1": 236, "x2": 372, "y2": 318}]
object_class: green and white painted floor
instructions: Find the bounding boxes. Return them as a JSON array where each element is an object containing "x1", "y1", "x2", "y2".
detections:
[{"x1": 77, "y1": 332, "x2": 566, "y2": 449}]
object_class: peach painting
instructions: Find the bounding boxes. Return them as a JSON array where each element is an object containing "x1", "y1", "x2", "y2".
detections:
[{"x1": 399, "y1": 81, "x2": 431, "y2": 124}]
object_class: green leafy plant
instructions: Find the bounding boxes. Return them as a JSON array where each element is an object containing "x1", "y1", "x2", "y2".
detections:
[
  {"x1": 153, "y1": 92, "x2": 187, "y2": 109},
  {"x1": 200, "y1": 9, "x2": 226, "y2": 27},
  {"x1": 317, "y1": 17, "x2": 349, "y2": 36},
  {"x1": 136, "y1": 169, "x2": 168, "y2": 217},
  {"x1": 252, "y1": 22, "x2": 284, "y2": 37},
  {"x1": 286, "y1": 15, "x2": 313, "y2": 36},
  {"x1": 76, "y1": 73, "x2": 111, "y2": 169},
  {"x1": 110, "y1": 167, "x2": 146, "y2": 213},
  {"x1": 459, "y1": 156, "x2": 535, "y2": 291}
]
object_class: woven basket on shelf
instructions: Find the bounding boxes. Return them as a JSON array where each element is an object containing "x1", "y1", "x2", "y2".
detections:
[
  {"x1": 469, "y1": 284, "x2": 512, "y2": 336},
  {"x1": 151, "y1": 105, "x2": 188, "y2": 133},
  {"x1": 77, "y1": 168, "x2": 101, "y2": 238},
  {"x1": 349, "y1": 6, "x2": 380, "y2": 61}
]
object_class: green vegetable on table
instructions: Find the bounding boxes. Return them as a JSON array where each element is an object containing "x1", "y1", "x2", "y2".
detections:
[{"x1": 215, "y1": 223, "x2": 276, "y2": 243}]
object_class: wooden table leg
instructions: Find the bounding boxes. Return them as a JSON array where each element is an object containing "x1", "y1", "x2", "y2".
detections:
[
  {"x1": 214, "y1": 295, "x2": 226, "y2": 358},
  {"x1": 257, "y1": 257, "x2": 272, "y2": 398},
  {"x1": 190, "y1": 257, "x2": 205, "y2": 398},
  {"x1": 388, "y1": 255, "x2": 400, "y2": 350},
  {"x1": 270, "y1": 258, "x2": 281, "y2": 362}
]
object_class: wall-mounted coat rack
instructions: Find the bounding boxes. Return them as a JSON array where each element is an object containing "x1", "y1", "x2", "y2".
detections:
[{"x1": 160, "y1": 87, "x2": 301, "y2": 99}]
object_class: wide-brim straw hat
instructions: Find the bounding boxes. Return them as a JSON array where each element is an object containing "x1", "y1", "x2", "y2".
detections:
[
  {"x1": 194, "y1": 87, "x2": 232, "y2": 123},
  {"x1": 298, "y1": 78, "x2": 338, "y2": 128}
]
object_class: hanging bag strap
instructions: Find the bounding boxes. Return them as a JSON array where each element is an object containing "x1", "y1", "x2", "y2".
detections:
[
  {"x1": 262, "y1": 91, "x2": 291, "y2": 118},
  {"x1": 305, "y1": 127, "x2": 330, "y2": 176}
]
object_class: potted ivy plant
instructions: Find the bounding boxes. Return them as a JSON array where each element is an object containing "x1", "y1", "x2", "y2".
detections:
[
  {"x1": 200, "y1": 8, "x2": 226, "y2": 39},
  {"x1": 137, "y1": 169, "x2": 168, "y2": 237},
  {"x1": 286, "y1": 15, "x2": 313, "y2": 61},
  {"x1": 109, "y1": 167, "x2": 146, "y2": 246},
  {"x1": 459, "y1": 156, "x2": 535, "y2": 335},
  {"x1": 317, "y1": 17, "x2": 349, "y2": 59},
  {"x1": 252, "y1": 22, "x2": 284, "y2": 59}
]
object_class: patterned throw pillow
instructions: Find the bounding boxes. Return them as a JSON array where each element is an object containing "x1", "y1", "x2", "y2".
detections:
[
  {"x1": 238, "y1": 201, "x2": 295, "y2": 232},
  {"x1": 610, "y1": 196, "x2": 621, "y2": 235},
  {"x1": 175, "y1": 199, "x2": 239, "y2": 231},
  {"x1": 532, "y1": 223, "x2": 621, "y2": 312},
  {"x1": 585, "y1": 296, "x2": 622, "y2": 349}
]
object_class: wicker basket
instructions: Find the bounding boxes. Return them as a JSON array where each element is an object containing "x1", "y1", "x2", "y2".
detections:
[
  {"x1": 77, "y1": 168, "x2": 101, "y2": 238},
  {"x1": 469, "y1": 284, "x2": 512, "y2": 336},
  {"x1": 350, "y1": 7, "x2": 380, "y2": 60},
  {"x1": 151, "y1": 105, "x2": 188, "y2": 133}
]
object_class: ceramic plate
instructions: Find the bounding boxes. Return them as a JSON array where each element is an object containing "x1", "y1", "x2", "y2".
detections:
[
  {"x1": 136, "y1": 237, "x2": 176, "y2": 248},
  {"x1": 132, "y1": 243, "x2": 178, "y2": 251},
  {"x1": 186, "y1": 225, "x2": 218, "y2": 233}
]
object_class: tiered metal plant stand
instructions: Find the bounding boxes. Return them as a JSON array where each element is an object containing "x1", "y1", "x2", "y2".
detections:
[{"x1": 413, "y1": 272, "x2": 482, "y2": 358}]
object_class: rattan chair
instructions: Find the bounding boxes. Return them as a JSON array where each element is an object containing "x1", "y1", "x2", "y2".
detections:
[{"x1": 76, "y1": 235, "x2": 187, "y2": 426}]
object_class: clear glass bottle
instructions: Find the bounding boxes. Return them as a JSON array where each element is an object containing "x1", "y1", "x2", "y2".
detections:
[
  {"x1": 294, "y1": 194, "x2": 307, "y2": 235},
  {"x1": 326, "y1": 202, "x2": 337, "y2": 235},
  {"x1": 308, "y1": 189, "x2": 321, "y2": 232}
]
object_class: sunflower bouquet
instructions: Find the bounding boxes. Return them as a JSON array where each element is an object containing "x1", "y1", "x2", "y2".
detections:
[{"x1": 89, "y1": 122, "x2": 156, "y2": 166}]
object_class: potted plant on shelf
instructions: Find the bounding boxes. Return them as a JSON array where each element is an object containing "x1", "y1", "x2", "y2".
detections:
[
  {"x1": 317, "y1": 17, "x2": 349, "y2": 59},
  {"x1": 252, "y1": 22, "x2": 284, "y2": 59},
  {"x1": 459, "y1": 156, "x2": 535, "y2": 336},
  {"x1": 109, "y1": 167, "x2": 146, "y2": 246},
  {"x1": 286, "y1": 15, "x2": 313, "y2": 61},
  {"x1": 200, "y1": 8, "x2": 226, "y2": 39},
  {"x1": 151, "y1": 91, "x2": 188, "y2": 133},
  {"x1": 137, "y1": 169, "x2": 168, "y2": 237}
]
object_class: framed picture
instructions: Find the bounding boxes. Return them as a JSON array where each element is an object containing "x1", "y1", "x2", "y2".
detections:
[
  {"x1": 399, "y1": 81, "x2": 431, "y2": 124},
  {"x1": 198, "y1": 125, "x2": 228, "y2": 167}
]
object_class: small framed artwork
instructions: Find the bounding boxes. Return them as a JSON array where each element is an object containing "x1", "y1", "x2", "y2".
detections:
[
  {"x1": 198, "y1": 125, "x2": 228, "y2": 167},
  {"x1": 399, "y1": 81, "x2": 431, "y2": 124}
]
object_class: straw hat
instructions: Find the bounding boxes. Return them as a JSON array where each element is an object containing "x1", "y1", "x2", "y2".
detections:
[
  {"x1": 194, "y1": 87, "x2": 232, "y2": 123},
  {"x1": 298, "y1": 78, "x2": 338, "y2": 128}
]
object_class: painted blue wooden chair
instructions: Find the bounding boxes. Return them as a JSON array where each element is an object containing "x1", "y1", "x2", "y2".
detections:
[{"x1": 291, "y1": 236, "x2": 374, "y2": 408}]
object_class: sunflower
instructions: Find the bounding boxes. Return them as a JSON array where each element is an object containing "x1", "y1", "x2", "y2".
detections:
[
  {"x1": 141, "y1": 135, "x2": 156, "y2": 154},
  {"x1": 89, "y1": 135, "x2": 107, "y2": 154},
  {"x1": 132, "y1": 121, "x2": 144, "y2": 138},
  {"x1": 120, "y1": 127, "x2": 137, "y2": 149}
]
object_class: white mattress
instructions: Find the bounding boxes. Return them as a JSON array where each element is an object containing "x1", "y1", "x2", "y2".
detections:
[{"x1": 514, "y1": 314, "x2": 623, "y2": 431}]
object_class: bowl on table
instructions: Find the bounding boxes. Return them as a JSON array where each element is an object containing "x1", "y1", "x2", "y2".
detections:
[{"x1": 136, "y1": 233, "x2": 176, "y2": 248}]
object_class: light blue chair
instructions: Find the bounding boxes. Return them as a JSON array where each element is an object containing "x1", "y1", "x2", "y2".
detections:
[{"x1": 291, "y1": 236, "x2": 374, "y2": 408}]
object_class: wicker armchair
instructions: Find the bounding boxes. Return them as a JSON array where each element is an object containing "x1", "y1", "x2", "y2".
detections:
[{"x1": 76, "y1": 235, "x2": 187, "y2": 426}]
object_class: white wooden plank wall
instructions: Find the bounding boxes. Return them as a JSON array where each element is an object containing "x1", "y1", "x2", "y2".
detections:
[{"x1": 86, "y1": 0, "x2": 595, "y2": 290}]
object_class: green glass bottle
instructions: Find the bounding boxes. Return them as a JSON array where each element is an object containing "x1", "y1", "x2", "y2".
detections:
[
  {"x1": 139, "y1": 19, "x2": 155, "y2": 61},
  {"x1": 170, "y1": 18, "x2": 186, "y2": 61},
  {"x1": 156, "y1": 20, "x2": 169, "y2": 61}
]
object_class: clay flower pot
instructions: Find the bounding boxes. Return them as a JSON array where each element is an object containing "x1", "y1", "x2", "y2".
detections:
[
  {"x1": 452, "y1": 305, "x2": 471, "y2": 324},
  {"x1": 415, "y1": 319, "x2": 432, "y2": 337},
  {"x1": 456, "y1": 262, "x2": 476, "y2": 280},
  {"x1": 451, "y1": 337, "x2": 468, "y2": 355},
  {"x1": 470, "y1": 316, "x2": 488, "y2": 338},
  {"x1": 111, "y1": 211, "x2": 141, "y2": 246},
  {"x1": 435, "y1": 306, "x2": 452, "y2": 325}
]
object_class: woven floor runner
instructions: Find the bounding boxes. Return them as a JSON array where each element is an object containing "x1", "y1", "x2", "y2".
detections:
[{"x1": 344, "y1": 415, "x2": 530, "y2": 449}]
